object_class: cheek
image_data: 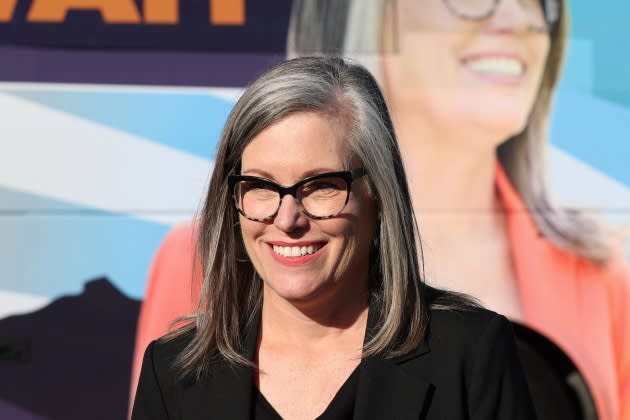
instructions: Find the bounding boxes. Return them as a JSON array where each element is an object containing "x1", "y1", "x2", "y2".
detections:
[
  {"x1": 322, "y1": 209, "x2": 371, "y2": 255},
  {"x1": 382, "y1": 0, "x2": 463, "y2": 95},
  {"x1": 532, "y1": 37, "x2": 551, "y2": 83},
  {"x1": 341, "y1": 200, "x2": 378, "y2": 257},
  {"x1": 239, "y1": 219, "x2": 264, "y2": 258},
  {"x1": 382, "y1": 32, "x2": 464, "y2": 109},
  {"x1": 407, "y1": 35, "x2": 460, "y2": 88}
]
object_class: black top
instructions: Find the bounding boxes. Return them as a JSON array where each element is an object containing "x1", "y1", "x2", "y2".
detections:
[
  {"x1": 131, "y1": 301, "x2": 537, "y2": 420},
  {"x1": 253, "y1": 365, "x2": 360, "y2": 419}
]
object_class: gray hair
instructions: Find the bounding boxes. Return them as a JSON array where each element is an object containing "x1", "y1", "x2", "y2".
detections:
[
  {"x1": 171, "y1": 56, "x2": 435, "y2": 378},
  {"x1": 288, "y1": 0, "x2": 613, "y2": 264}
]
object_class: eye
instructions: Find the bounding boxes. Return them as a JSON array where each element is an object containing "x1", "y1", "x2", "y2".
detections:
[
  {"x1": 301, "y1": 178, "x2": 346, "y2": 198},
  {"x1": 240, "y1": 180, "x2": 277, "y2": 199},
  {"x1": 314, "y1": 182, "x2": 340, "y2": 192},
  {"x1": 246, "y1": 180, "x2": 272, "y2": 191}
]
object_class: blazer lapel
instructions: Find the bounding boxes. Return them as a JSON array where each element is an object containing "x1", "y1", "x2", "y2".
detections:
[
  {"x1": 354, "y1": 354, "x2": 434, "y2": 420},
  {"x1": 180, "y1": 312, "x2": 260, "y2": 420},
  {"x1": 354, "y1": 305, "x2": 434, "y2": 420}
]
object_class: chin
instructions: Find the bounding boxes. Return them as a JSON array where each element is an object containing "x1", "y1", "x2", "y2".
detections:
[
  {"x1": 464, "y1": 102, "x2": 531, "y2": 140},
  {"x1": 491, "y1": 116, "x2": 529, "y2": 140},
  {"x1": 264, "y1": 274, "x2": 330, "y2": 303}
]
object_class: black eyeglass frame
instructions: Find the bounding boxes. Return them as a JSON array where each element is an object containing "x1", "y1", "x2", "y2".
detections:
[
  {"x1": 442, "y1": 0, "x2": 560, "y2": 30},
  {"x1": 228, "y1": 168, "x2": 367, "y2": 222}
]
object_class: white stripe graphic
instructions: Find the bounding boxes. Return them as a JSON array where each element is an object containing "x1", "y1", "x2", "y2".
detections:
[
  {"x1": 0, "y1": 81, "x2": 243, "y2": 101},
  {"x1": 549, "y1": 146, "x2": 630, "y2": 231},
  {"x1": 0, "y1": 92, "x2": 213, "y2": 225}
]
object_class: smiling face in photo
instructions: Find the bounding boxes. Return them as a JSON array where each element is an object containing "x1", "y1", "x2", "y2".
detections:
[
  {"x1": 238, "y1": 111, "x2": 378, "y2": 306},
  {"x1": 380, "y1": 0, "x2": 551, "y2": 145}
]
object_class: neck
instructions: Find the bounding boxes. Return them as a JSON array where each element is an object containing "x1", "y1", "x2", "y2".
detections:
[{"x1": 391, "y1": 108, "x2": 503, "y2": 247}]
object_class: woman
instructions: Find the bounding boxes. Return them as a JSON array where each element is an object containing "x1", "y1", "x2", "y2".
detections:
[
  {"x1": 131, "y1": 57, "x2": 535, "y2": 419},
  {"x1": 287, "y1": 1, "x2": 630, "y2": 419}
]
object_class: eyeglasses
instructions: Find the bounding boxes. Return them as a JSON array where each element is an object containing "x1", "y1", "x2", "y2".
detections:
[
  {"x1": 443, "y1": 0, "x2": 560, "y2": 31},
  {"x1": 228, "y1": 168, "x2": 367, "y2": 221}
]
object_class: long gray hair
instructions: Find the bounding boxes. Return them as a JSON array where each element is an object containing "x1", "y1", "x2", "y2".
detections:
[
  {"x1": 171, "y1": 56, "x2": 439, "y2": 378},
  {"x1": 288, "y1": 0, "x2": 613, "y2": 264}
]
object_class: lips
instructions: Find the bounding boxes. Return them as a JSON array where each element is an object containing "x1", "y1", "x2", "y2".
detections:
[{"x1": 267, "y1": 241, "x2": 326, "y2": 266}]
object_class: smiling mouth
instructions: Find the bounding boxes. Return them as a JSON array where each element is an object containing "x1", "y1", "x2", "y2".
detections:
[
  {"x1": 462, "y1": 57, "x2": 525, "y2": 78},
  {"x1": 272, "y1": 244, "x2": 323, "y2": 257}
]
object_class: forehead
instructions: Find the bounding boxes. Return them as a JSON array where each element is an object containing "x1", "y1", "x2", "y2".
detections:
[{"x1": 240, "y1": 112, "x2": 354, "y2": 177}]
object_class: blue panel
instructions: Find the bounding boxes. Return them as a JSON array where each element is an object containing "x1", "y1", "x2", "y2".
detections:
[
  {"x1": 550, "y1": 89, "x2": 630, "y2": 188},
  {"x1": 570, "y1": 1, "x2": 630, "y2": 107},
  {"x1": 558, "y1": 38, "x2": 592, "y2": 93},
  {"x1": 4, "y1": 89, "x2": 234, "y2": 160},
  {"x1": 0, "y1": 187, "x2": 169, "y2": 299}
]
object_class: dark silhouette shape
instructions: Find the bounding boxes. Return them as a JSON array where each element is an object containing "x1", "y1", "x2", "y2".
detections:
[
  {"x1": 0, "y1": 277, "x2": 140, "y2": 420},
  {"x1": 512, "y1": 321, "x2": 598, "y2": 420}
]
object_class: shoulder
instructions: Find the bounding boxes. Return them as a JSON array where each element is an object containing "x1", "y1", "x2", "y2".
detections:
[
  {"x1": 401, "y1": 287, "x2": 519, "y2": 369},
  {"x1": 132, "y1": 328, "x2": 197, "y2": 419},
  {"x1": 154, "y1": 221, "x2": 198, "y2": 262},
  {"x1": 599, "y1": 246, "x2": 630, "y2": 290},
  {"x1": 164, "y1": 221, "x2": 198, "y2": 246},
  {"x1": 426, "y1": 305, "x2": 514, "y2": 356},
  {"x1": 421, "y1": 285, "x2": 511, "y2": 353},
  {"x1": 576, "y1": 245, "x2": 630, "y2": 321},
  {"x1": 400, "y1": 304, "x2": 535, "y2": 418},
  {"x1": 410, "y1": 287, "x2": 522, "y2": 378},
  {"x1": 152, "y1": 328, "x2": 196, "y2": 367},
  {"x1": 142, "y1": 328, "x2": 197, "y2": 387}
]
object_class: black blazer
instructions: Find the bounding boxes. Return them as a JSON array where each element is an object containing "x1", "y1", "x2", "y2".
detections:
[{"x1": 132, "y1": 305, "x2": 536, "y2": 419}]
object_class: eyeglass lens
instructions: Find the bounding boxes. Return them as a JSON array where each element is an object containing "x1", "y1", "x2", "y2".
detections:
[{"x1": 235, "y1": 176, "x2": 350, "y2": 220}]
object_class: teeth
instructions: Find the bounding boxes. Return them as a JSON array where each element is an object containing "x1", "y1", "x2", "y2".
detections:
[
  {"x1": 464, "y1": 57, "x2": 524, "y2": 77},
  {"x1": 272, "y1": 244, "x2": 320, "y2": 257}
]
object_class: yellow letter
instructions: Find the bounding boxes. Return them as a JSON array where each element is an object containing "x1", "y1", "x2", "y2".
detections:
[
  {"x1": 0, "y1": 0, "x2": 18, "y2": 22},
  {"x1": 144, "y1": 0, "x2": 178, "y2": 24},
  {"x1": 210, "y1": 0, "x2": 244, "y2": 25},
  {"x1": 27, "y1": 0, "x2": 141, "y2": 23}
]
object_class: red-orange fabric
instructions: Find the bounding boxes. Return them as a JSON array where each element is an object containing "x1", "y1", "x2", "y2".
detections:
[
  {"x1": 129, "y1": 223, "x2": 201, "y2": 414},
  {"x1": 496, "y1": 164, "x2": 630, "y2": 420},
  {"x1": 129, "y1": 165, "x2": 630, "y2": 419}
]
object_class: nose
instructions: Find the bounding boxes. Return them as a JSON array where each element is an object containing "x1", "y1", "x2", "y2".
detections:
[
  {"x1": 487, "y1": 0, "x2": 546, "y2": 33},
  {"x1": 273, "y1": 195, "x2": 308, "y2": 232}
]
